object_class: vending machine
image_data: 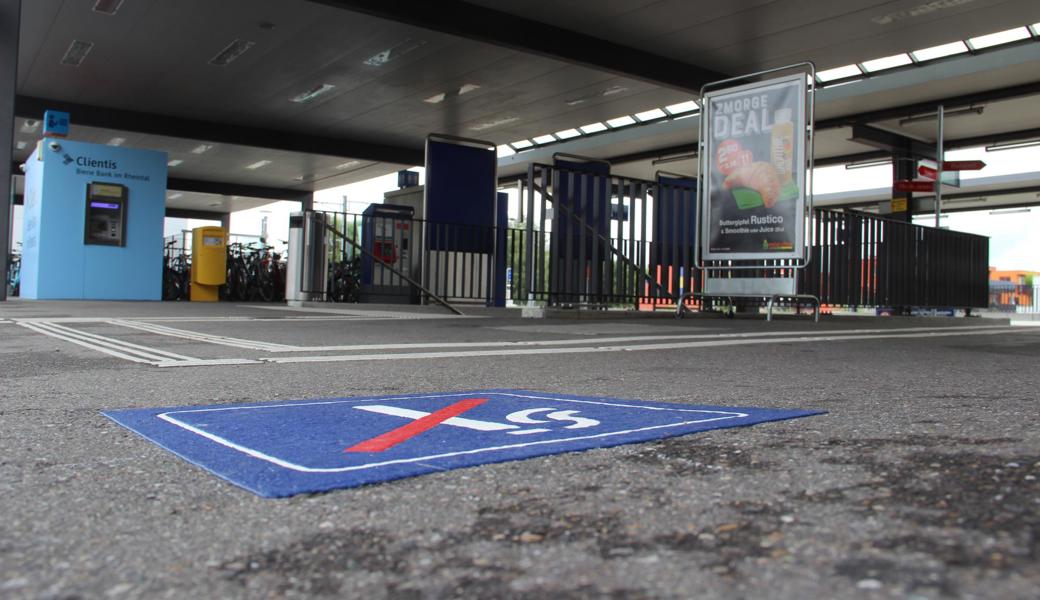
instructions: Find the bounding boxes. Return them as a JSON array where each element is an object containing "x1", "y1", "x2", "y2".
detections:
[{"x1": 360, "y1": 203, "x2": 415, "y2": 303}]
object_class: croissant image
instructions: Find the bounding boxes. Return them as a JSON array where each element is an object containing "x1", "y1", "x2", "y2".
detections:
[{"x1": 723, "y1": 162, "x2": 782, "y2": 207}]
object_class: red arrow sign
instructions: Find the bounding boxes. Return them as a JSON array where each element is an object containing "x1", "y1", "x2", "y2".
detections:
[
  {"x1": 893, "y1": 180, "x2": 935, "y2": 193},
  {"x1": 918, "y1": 165, "x2": 938, "y2": 180},
  {"x1": 942, "y1": 160, "x2": 986, "y2": 171}
]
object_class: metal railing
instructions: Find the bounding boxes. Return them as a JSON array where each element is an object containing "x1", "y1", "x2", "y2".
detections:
[
  {"x1": 309, "y1": 171, "x2": 989, "y2": 312},
  {"x1": 989, "y1": 281, "x2": 1039, "y2": 313}
]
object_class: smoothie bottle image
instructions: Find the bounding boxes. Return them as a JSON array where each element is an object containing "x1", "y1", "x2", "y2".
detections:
[{"x1": 771, "y1": 108, "x2": 794, "y2": 184}]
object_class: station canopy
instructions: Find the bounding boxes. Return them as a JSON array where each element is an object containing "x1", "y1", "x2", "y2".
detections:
[{"x1": 12, "y1": 0, "x2": 1040, "y2": 215}]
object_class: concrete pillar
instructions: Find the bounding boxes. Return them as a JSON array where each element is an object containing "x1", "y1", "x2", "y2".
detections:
[
  {"x1": 300, "y1": 192, "x2": 314, "y2": 213},
  {"x1": 219, "y1": 212, "x2": 231, "y2": 232},
  {"x1": 0, "y1": 0, "x2": 21, "y2": 301}
]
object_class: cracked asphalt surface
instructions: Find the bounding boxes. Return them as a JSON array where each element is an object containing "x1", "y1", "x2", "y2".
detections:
[{"x1": 1, "y1": 301, "x2": 1038, "y2": 599}]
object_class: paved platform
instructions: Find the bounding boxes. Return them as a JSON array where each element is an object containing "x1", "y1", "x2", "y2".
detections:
[{"x1": 1, "y1": 300, "x2": 1038, "y2": 599}]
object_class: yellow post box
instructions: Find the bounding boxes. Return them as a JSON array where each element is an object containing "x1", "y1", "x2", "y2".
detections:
[{"x1": 190, "y1": 227, "x2": 227, "y2": 301}]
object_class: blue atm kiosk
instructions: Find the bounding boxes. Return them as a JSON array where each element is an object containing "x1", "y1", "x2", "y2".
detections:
[{"x1": 19, "y1": 138, "x2": 167, "y2": 300}]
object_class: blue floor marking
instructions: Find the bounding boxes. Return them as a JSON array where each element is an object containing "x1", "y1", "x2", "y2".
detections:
[{"x1": 103, "y1": 390, "x2": 824, "y2": 497}]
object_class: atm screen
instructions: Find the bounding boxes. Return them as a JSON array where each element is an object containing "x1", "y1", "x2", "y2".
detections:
[{"x1": 84, "y1": 182, "x2": 128, "y2": 246}]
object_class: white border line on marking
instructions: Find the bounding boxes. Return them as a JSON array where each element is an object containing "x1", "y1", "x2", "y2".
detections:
[{"x1": 156, "y1": 392, "x2": 748, "y2": 473}]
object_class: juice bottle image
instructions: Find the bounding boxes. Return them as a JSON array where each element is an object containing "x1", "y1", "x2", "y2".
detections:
[{"x1": 771, "y1": 108, "x2": 794, "y2": 184}]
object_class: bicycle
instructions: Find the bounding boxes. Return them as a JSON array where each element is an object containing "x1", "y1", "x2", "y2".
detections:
[
  {"x1": 6, "y1": 243, "x2": 21, "y2": 297},
  {"x1": 162, "y1": 239, "x2": 190, "y2": 300},
  {"x1": 328, "y1": 255, "x2": 361, "y2": 303}
]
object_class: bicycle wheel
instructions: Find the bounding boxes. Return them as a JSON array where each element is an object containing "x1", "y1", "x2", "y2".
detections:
[
  {"x1": 256, "y1": 262, "x2": 275, "y2": 302},
  {"x1": 162, "y1": 267, "x2": 180, "y2": 301}
]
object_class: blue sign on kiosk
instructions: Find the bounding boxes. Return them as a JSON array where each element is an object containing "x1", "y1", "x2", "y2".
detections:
[{"x1": 43, "y1": 110, "x2": 70, "y2": 138}]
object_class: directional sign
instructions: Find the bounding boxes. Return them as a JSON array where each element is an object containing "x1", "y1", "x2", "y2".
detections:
[
  {"x1": 103, "y1": 390, "x2": 822, "y2": 497},
  {"x1": 894, "y1": 180, "x2": 935, "y2": 193},
  {"x1": 917, "y1": 165, "x2": 938, "y2": 180},
  {"x1": 942, "y1": 160, "x2": 985, "y2": 171}
]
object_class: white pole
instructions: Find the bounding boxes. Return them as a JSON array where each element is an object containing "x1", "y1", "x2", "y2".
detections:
[{"x1": 935, "y1": 105, "x2": 944, "y2": 228}]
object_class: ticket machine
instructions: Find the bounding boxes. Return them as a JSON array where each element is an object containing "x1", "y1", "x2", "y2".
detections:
[
  {"x1": 360, "y1": 203, "x2": 416, "y2": 303},
  {"x1": 83, "y1": 182, "x2": 128, "y2": 247}
]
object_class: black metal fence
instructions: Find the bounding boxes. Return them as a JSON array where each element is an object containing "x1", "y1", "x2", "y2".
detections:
[{"x1": 311, "y1": 163, "x2": 989, "y2": 311}]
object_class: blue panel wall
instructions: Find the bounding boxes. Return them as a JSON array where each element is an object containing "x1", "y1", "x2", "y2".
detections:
[
  {"x1": 653, "y1": 174, "x2": 697, "y2": 267},
  {"x1": 20, "y1": 140, "x2": 168, "y2": 300},
  {"x1": 425, "y1": 140, "x2": 495, "y2": 253},
  {"x1": 553, "y1": 158, "x2": 610, "y2": 256},
  {"x1": 19, "y1": 148, "x2": 45, "y2": 299}
]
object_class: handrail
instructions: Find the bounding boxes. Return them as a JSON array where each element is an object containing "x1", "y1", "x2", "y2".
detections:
[
  {"x1": 530, "y1": 179, "x2": 680, "y2": 303},
  {"x1": 317, "y1": 214, "x2": 464, "y2": 316}
]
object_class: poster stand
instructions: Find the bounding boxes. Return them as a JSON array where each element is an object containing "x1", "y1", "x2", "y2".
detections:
[{"x1": 679, "y1": 62, "x2": 819, "y2": 321}]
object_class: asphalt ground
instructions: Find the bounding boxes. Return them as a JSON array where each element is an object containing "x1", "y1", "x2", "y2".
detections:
[{"x1": 1, "y1": 300, "x2": 1038, "y2": 599}]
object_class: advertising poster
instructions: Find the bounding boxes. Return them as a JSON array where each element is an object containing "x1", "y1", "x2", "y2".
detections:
[{"x1": 702, "y1": 74, "x2": 807, "y2": 260}]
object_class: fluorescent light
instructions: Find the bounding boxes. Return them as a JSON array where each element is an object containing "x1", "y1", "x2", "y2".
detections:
[
  {"x1": 532, "y1": 134, "x2": 557, "y2": 144},
  {"x1": 334, "y1": 160, "x2": 362, "y2": 170},
  {"x1": 816, "y1": 64, "x2": 862, "y2": 82},
  {"x1": 167, "y1": 159, "x2": 183, "y2": 167},
  {"x1": 554, "y1": 128, "x2": 581, "y2": 139},
  {"x1": 107, "y1": 137, "x2": 126, "y2": 146},
  {"x1": 458, "y1": 83, "x2": 480, "y2": 95},
  {"x1": 510, "y1": 139, "x2": 534, "y2": 149},
  {"x1": 860, "y1": 53, "x2": 913, "y2": 73},
  {"x1": 363, "y1": 38, "x2": 426, "y2": 67},
  {"x1": 290, "y1": 83, "x2": 336, "y2": 103},
  {"x1": 990, "y1": 208, "x2": 1030, "y2": 215},
  {"x1": 601, "y1": 85, "x2": 627, "y2": 97},
  {"x1": 911, "y1": 41, "x2": 969, "y2": 61},
  {"x1": 470, "y1": 116, "x2": 519, "y2": 132},
  {"x1": 92, "y1": 0, "x2": 125, "y2": 15},
  {"x1": 1032, "y1": 23, "x2": 1040, "y2": 36},
  {"x1": 60, "y1": 40, "x2": 94, "y2": 67},
  {"x1": 968, "y1": 27, "x2": 1031, "y2": 50},
  {"x1": 845, "y1": 159, "x2": 891, "y2": 170},
  {"x1": 985, "y1": 139, "x2": 1040, "y2": 152},
  {"x1": 245, "y1": 160, "x2": 272, "y2": 170},
  {"x1": 208, "y1": 39, "x2": 255, "y2": 67},
  {"x1": 423, "y1": 93, "x2": 446, "y2": 104},
  {"x1": 664, "y1": 100, "x2": 698, "y2": 114},
  {"x1": 190, "y1": 144, "x2": 213, "y2": 154},
  {"x1": 606, "y1": 115, "x2": 636, "y2": 128},
  {"x1": 496, "y1": 145, "x2": 516, "y2": 157},
  {"x1": 167, "y1": 193, "x2": 183, "y2": 200},
  {"x1": 634, "y1": 108, "x2": 667, "y2": 121},
  {"x1": 579, "y1": 122, "x2": 608, "y2": 134},
  {"x1": 15, "y1": 141, "x2": 27, "y2": 150},
  {"x1": 899, "y1": 105, "x2": 983, "y2": 125}
]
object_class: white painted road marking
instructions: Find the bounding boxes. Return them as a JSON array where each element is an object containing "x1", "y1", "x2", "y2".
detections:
[
  {"x1": 260, "y1": 326, "x2": 1039, "y2": 365},
  {"x1": 12, "y1": 317, "x2": 1037, "y2": 368}
]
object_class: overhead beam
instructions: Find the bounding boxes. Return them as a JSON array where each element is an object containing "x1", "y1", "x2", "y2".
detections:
[
  {"x1": 850, "y1": 124, "x2": 936, "y2": 160},
  {"x1": 166, "y1": 177, "x2": 310, "y2": 203},
  {"x1": 818, "y1": 80, "x2": 1040, "y2": 130},
  {"x1": 307, "y1": 0, "x2": 726, "y2": 92},
  {"x1": 15, "y1": 96, "x2": 424, "y2": 166},
  {"x1": 165, "y1": 207, "x2": 228, "y2": 221}
]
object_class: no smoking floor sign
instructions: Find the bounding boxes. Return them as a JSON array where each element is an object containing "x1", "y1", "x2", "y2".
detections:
[{"x1": 104, "y1": 390, "x2": 822, "y2": 497}]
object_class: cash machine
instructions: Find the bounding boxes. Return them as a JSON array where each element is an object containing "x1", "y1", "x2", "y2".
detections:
[{"x1": 83, "y1": 182, "x2": 128, "y2": 247}]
